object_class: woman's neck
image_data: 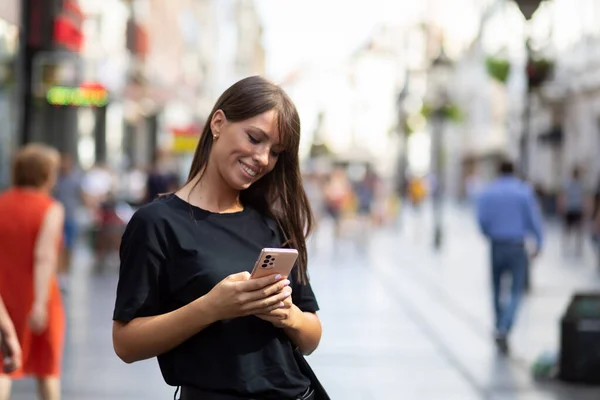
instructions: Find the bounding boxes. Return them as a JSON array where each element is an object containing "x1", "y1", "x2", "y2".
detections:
[
  {"x1": 16, "y1": 185, "x2": 51, "y2": 194},
  {"x1": 179, "y1": 171, "x2": 242, "y2": 214}
]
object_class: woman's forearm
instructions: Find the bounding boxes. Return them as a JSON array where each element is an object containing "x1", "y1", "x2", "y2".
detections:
[
  {"x1": 284, "y1": 309, "x2": 322, "y2": 355},
  {"x1": 0, "y1": 297, "x2": 15, "y2": 336},
  {"x1": 113, "y1": 296, "x2": 216, "y2": 364},
  {"x1": 32, "y1": 256, "x2": 57, "y2": 311}
]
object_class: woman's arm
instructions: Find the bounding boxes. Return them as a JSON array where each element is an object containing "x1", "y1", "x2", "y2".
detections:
[
  {"x1": 113, "y1": 271, "x2": 292, "y2": 363},
  {"x1": 284, "y1": 308, "x2": 322, "y2": 355},
  {"x1": 0, "y1": 296, "x2": 13, "y2": 333},
  {"x1": 113, "y1": 295, "x2": 215, "y2": 364},
  {"x1": 30, "y1": 203, "x2": 64, "y2": 333},
  {"x1": 256, "y1": 293, "x2": 322, "y2": 355}
]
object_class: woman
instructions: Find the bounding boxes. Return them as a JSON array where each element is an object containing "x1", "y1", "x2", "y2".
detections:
[
  {"x1": 0, "y1": 144, "x2": 65, "y2": 400},
  {"x1": 113, "y1": 76, "x2": 322, "y2": 400}
]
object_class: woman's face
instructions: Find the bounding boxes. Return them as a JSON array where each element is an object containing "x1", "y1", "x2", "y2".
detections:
[{"x1": 210, "y1": 109, "x2": 283, "y2": 191}]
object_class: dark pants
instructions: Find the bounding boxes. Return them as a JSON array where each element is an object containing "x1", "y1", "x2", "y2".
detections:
[{"x1": 491, "y1": 242, "x2": 528, "y2": 336}]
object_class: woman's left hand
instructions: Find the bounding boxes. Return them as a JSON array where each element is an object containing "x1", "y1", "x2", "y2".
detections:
[{"x1": 255, "y1": 288, "x2": 301, "y2": 329}]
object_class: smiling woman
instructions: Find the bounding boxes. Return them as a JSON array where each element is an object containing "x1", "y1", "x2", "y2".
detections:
[{"x1": 112, "y1": 76, "x2": 325, "y2": 400}]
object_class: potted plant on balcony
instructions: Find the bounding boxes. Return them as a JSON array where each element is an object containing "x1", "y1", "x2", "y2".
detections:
[
  {"x1": 420, "y1": 102, "x2": 464, "y2": 123},
  {"x1": 485, "y1": 56, "x2": 511, "y2": 85}
]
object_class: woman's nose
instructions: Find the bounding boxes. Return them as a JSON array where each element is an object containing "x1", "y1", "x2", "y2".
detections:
[{"x1": 253, "y1": 148, "x2": 269, "y2": 166}]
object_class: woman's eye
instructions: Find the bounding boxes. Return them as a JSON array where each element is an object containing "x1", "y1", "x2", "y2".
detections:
[
  {"x1": 247, "y1": 133, "x2": 260, "y2": 144},
  {"x1": 270, "y1": 151, "x2": 281, "y2": 158}
]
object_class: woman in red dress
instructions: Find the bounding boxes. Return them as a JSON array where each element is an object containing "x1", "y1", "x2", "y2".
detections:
[{"x1": 0, "y1": 144, "x2": 65, "y2": 400}]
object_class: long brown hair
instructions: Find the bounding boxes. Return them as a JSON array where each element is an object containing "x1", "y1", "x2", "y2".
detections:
[{"x1": 187, "y1": 76, "x2": 314, "y2": 283}]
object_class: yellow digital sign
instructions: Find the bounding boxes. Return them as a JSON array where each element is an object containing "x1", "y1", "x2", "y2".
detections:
[
  {"x1": 46, "y1": 85, "x2": 108, "y2": 107},
  {"x1": 171, "y1": 126, "x2": 202, "y2": 154}
]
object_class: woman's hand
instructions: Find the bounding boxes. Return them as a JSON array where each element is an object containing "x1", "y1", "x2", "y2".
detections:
[
  {"x1": 255, "y1": 288, "x2": 302, "y2": 329},
  {"x1": 29, "y1": 304, "x2": 48, "y2": 334},
  {"x1": 203, "y1": 272, "x2": 292, "y2": 322},
  {"x1": 1, "y1": 328, "x2": 22, "y2": 373}
]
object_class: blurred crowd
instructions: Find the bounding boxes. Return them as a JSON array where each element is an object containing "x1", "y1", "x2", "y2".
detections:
[
  {"x1": 42, "y1": 140, "x2": 441, "y2": 278},
  {"x1": 13, "y1": 140, "x2": 600, "y2": 283},
  {"x1": 52, "y1": 148, "x2": 181, "y2": 277}
]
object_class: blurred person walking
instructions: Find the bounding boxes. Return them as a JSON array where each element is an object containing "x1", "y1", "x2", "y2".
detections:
[
  {"x1": 112, "y1": 77, "x2": 323, "y2": 400},
  {"x1": 119, "y1": 163, "x2": 147, "y2": 207},
  {"x1": 324, "y1": 167, "x2": 352, "y2": 240},
  {"x1": 146, "y1": 149, "x2": 180, "y2": 203},
  {"x1": 81, "y1": 162, "x2": 114, "y2": 212},
  {"x1": 303, "y1": 170, "x2": 325, "y2": 253},
  {"x1": 53, "y1": 153, "x2": 83, "y2": 289},
  {"x1": 353, "y1": 165, "x2": 380, "y2": 245},
  {"x1": 354, "y1": 165, "x2": 378, "y2": 222},
  {"x1": 476, "y1": 160, "x2": 543, "y2": 355},
  {"x1": 407, "y1": 175, "x2": 427, "y2": 211},
  {"x1": 558, "y1": 167, "x2": 588, "y2": 257},
  {"x1": 0, "y1": 144, "x2": 65, "y2": 400}
]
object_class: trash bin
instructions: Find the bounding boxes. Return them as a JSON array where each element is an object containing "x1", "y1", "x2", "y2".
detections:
[{"x1": 559, "y1": 293, "x2": 600, "y2": 384}]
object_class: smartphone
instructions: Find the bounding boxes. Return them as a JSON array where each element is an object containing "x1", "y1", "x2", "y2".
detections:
[{"x1": 250, "y1": 248, "x2": 299, "y2": 280}]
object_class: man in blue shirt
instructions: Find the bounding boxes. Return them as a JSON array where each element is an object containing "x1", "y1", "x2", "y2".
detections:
[{"x1": 476, "y1": 160, "x2": 543, "y2": 354}]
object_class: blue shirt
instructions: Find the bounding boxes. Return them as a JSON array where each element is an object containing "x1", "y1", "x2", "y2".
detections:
[{"x1": 476, "y1": 176, "x2": 544, "y2": 249}]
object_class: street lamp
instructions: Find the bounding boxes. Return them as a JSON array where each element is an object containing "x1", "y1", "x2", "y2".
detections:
[
  {"x1": 428, "y1": 47, "x2": 453, "y2": 250},
  {"x1": 513, "y1": 0, "x2": 544, "y2": 291},
  {"x1": 513, "y1": 0, "x2": 544, "y2": 20}
]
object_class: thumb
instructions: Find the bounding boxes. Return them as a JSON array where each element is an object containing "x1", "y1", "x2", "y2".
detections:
[{"x1": 227, "y1": 271, "x2": 251, "y2": 282}]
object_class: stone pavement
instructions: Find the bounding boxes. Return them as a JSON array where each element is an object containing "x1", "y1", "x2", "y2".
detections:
[{"x1": 10, "y1": 204, "x2": 600, "y2": 399}]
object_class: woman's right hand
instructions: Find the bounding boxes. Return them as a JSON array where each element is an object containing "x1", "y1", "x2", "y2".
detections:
[
  {"x1": 29, "y1": 304, "x2": 48, "y2": 334},
  {"x1": 203, "y1": 272, "x2": 292, "y2": 321}
]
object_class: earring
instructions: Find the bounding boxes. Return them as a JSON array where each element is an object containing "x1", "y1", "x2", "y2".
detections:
[{"x1": 213, "y1": 134, "x2": 218, "y2": 140}]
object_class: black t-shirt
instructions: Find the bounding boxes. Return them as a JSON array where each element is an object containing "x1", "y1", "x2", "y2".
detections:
[{"x1": 112, "y1": 194, "x2": 319, "y2": 399}]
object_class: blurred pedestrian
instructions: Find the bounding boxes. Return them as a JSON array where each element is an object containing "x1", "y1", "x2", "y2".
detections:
[
  {"x1": 81, "y1": 162, "x2": 114, "y2": 212},
  {"x1": 145, "y1": 148, "x2": 180, "y2": 203},
  {"x1": 476, "y1": 159, "x2": 543, "y2": 355},
  {"x1": 354, "y1": 165, "x2": 378, "y2": 221},
  {"x1": 324, "y1": 167, "x2": 351, "y2": 239},
  {"x1": 0, "y1": 295, "x2": 21, "y2": 375},
  {"x1": 0, "y1": 144, "x2": 65, "y2": 400},
  {"x1": 53, "y1": 153, "x2": 83, "y2": 289},
  {"x1": 558, "y1": 167, "x2": 588, "y2": 257},
  {"x1": 112, "y1": 76, "x2": 323, "y2": 400},
  {"x1": 303, "y1": 169, "x2": 325, "y2": 253},
  {"x1": 119, "y1": 163, "x2": 147, "y2": 207},
  {"x1": 408, "y1": 174, "x2": 427, "y2": 211}
]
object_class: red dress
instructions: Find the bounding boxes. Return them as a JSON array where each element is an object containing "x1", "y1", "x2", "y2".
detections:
[{"x1": 0, "y1": 188, "x2": 65, "y2": 378}]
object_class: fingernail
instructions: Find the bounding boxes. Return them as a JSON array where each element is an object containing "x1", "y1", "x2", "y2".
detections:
[
  {"x1": 284, "y1": 291, "x2": 291, "y2": 297},
  {"x1": 274, "y1": 274, "x2": 282, "y2": 280},
  {"x1": 283, "y1": 279, "x2": 290, "y2": 286},
  {"x1": 279, "y1": 302, "x2": 285, "y2": 307}
]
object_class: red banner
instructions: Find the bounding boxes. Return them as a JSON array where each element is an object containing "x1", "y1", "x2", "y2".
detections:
[{"x1": 53, "y1": 0, "x2": 85, "y2": 52}]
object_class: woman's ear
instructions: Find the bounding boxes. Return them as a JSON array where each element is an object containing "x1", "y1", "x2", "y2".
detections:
[{"x1": 210, "y1": 110, "x2": 226, "y2": 136}]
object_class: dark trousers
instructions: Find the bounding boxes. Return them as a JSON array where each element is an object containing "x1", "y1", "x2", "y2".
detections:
[{"x1": 491, "y1": 242, "x2": 528, "y2": 336}]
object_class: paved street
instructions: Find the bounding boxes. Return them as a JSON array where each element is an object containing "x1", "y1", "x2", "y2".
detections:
[{"x1": 11, "y1": 204, "x2": 600, "y2": 399}]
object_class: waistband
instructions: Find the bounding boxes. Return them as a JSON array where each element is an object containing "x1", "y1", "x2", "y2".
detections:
[
  {"x1": 491, "y1": 239, "x2": 525, "y2": 247},
  {"x1": 179, "y1": 386, "x2": 314, "y2": 400}
]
